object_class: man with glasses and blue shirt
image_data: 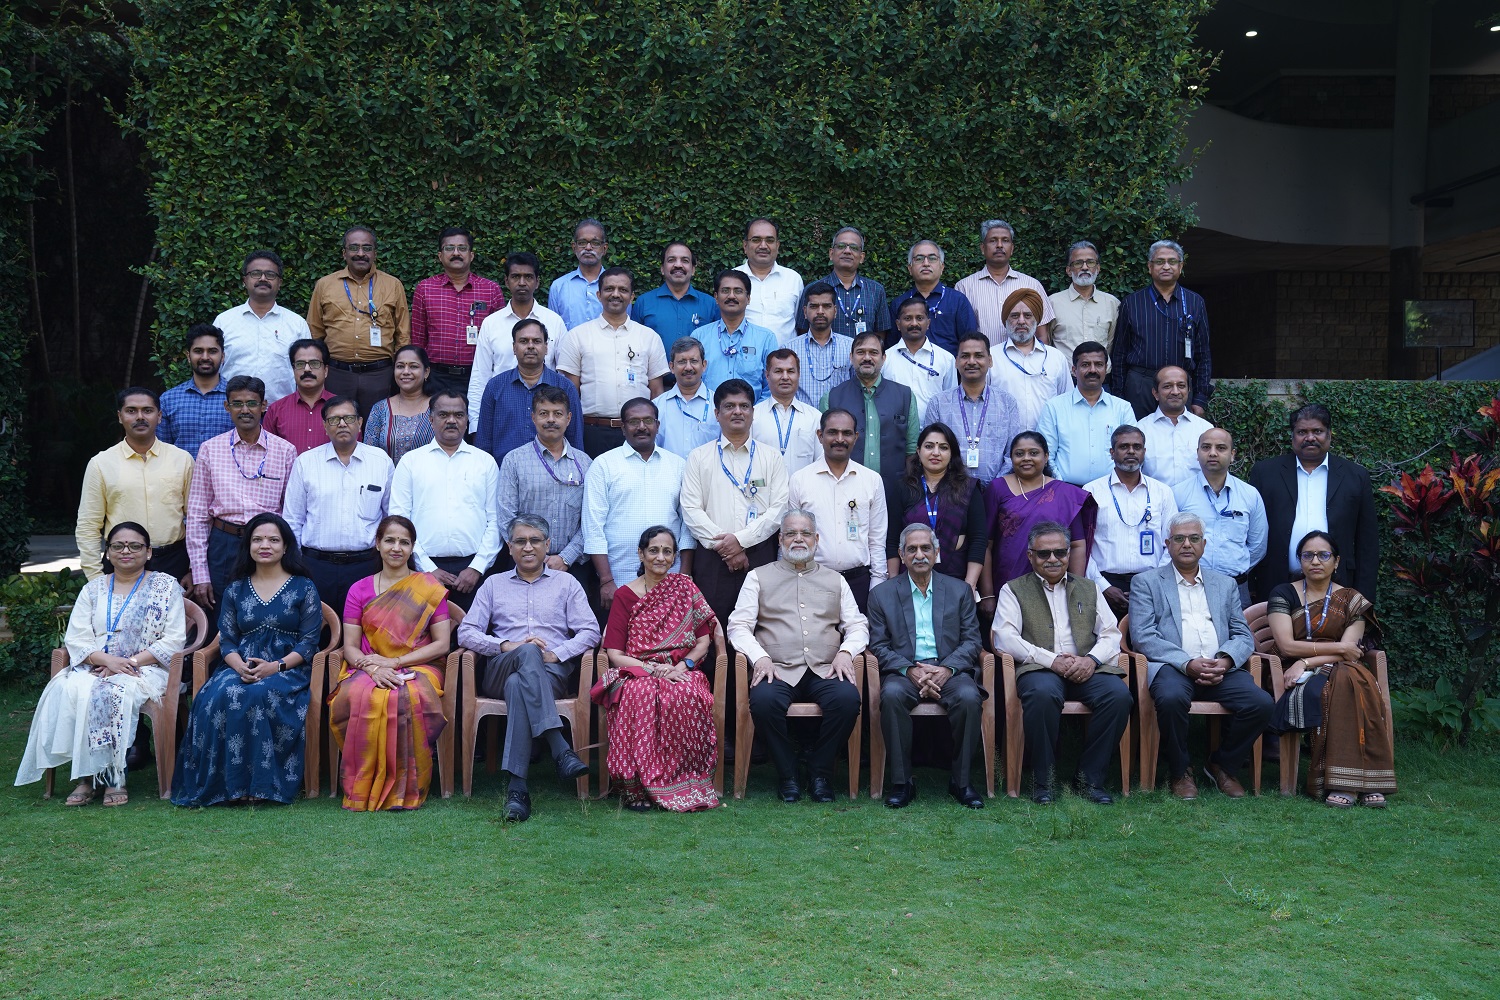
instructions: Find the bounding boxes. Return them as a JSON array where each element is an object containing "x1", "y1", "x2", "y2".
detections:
[
  {"x1": 793, "y1": 227, "x2": 890, "y2": 343},
  {"x1": 547, "y1": 219, "x2": 609, "y2": 330},
  {"x1": 1173, "y1": 427, "x2": 1267, "y2": 609},
  {"x1": 655, "y1": 337, "x2": 720, "y2": 458},
  {"x1": 889, "y1": 240, "x2": 979, "y2": 355},
  {"x1": 692, "y1": 270, "x2": 778, "y2": 402},
  {"x1": 1109, "y1": 239, "x2": 1213, "y2": 420}
]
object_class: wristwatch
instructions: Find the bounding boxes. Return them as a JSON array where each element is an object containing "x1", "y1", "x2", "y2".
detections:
[
  {"x1": 682, "y1": 658, "x2": 696, "y2": 671},
  {"x1": 274, "y1": 659, "x2": 286, "y2": 673}
]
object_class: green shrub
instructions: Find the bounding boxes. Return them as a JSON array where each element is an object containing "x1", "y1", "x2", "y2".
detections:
[{"x1": 0, "y1": 569, "x2": 86, "y2": 685}]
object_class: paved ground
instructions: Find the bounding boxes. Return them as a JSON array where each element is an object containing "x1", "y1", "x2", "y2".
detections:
[{"x1": 22, "y1": 535, "x2": 82, "y2": 574}]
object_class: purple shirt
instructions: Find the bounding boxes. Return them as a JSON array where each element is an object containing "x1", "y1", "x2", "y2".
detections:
[{"x1": 455, "y1": 568, "x2": 601, "y2": 663}]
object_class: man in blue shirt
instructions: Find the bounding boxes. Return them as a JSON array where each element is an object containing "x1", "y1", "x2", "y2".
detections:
[
  {"x1": 1108, "y1": 239, "x2": 1213, "y2": 419},
  {"x1": 692, "y1": 270, "x2": 779, "y2": 401},
  {"x1": 655, "y1": 337, "x2": 719, "y2": 458},
  {"x1": 630, "y1": 242, "x2": 720, "y2": 357},
  {"x1": 475, "y1": 317, "x2": 584, "y2": 462},
  {"x1": 794, "y1": 226, "x2": 891, "y2": 342},
  {"x1": 157, "y1": 324, "x2": 234, "y2": 460},
  {"x1": 1036, "y1": 341, "x2": 1136, "y2": 486},
  {"x1": 888, "y1": 239, "x2": 979, "y2": 354},
  {"x1": 1172, "y1": 427, "x2": 1268, "y2": 609},
  {"x1": 546, "y1": 218, "x2": 607, "y2": 330}
]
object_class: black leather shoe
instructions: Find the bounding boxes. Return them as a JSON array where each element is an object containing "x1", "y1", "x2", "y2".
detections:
[
  {"x1": 1072, "y1": 775, "x2": 1115, "y2": 805},
  {"x1": 504, "y1": 789, "x2": 532, "y2": 822},
  {"x1": 554, "y1": 748, "x2": 589, "y2": 780},
  {"x1": 1032, "y1": 787, "x2": 1055, "y2": 805},
  {"x1": 948, "y1": 782, "x2": 984, "y2": 809},
  {"x1": 810, "y1": 776, "x2": 836, "y2": 803},
  {"x1": 884, "y1": 780, "x2": 916, "y2": 809},
  {"x1": 778, "y1": 779, "x2": 802, "y2": 803}
]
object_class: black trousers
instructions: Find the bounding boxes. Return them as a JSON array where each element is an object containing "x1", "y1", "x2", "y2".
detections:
[
  {"x1": 477, "y1": 643, "x2": 577, "y2": 778},
  {"x1": 426, "y1": 365, "x2": 472, "y2": 401},
  {"x1": 430, "y1": 554, "x2": 489, "y2": 612},
  {"x1": 149, "y1": 539, "x2": 190, "y2": 583},
  {"x1": 747, "y1": 670, "x2": 860, "y2": 782},
  {"x1": 303, "y1": 548, "x2": 380, "y2": 622},
  {"x1": 693, "y1": 536, "x2": 778, "y2": 629},
  {"x1": 1149, "y1": 666, "x2": 1274, "y2": 778},
  {"x1": 1015, "y1": 669, "x2": 1133, "y2": 789},
  {"x1": 1122, "y1": 365, "x2": 1161, "y2": 420},
  {"x1": 206, "y1": 526, "x2": 240, "y2": 608},
  {"x1": 582, "y1": 424, "x2": 624, "y2": 458},
  {"x1": 879, "y1": 670, "x2": 984, "y2": 786},
  {"x1": 840, "y1": 566, "x2": 872, "y2": 615},
  {"x1": 326, "y1": 363, "x2": 395, "y2": 418}
]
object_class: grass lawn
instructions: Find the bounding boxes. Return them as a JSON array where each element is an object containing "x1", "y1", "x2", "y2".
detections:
[{"x1": 1, "y1": 686, "x2": 1496, "y2": 1000}]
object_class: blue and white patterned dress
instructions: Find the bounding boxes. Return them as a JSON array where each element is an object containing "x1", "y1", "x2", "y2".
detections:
[{"x1": 171, "y1": 576, "x2": 321, "y2": 806}]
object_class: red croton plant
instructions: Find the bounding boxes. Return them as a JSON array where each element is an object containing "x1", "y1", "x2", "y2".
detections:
[{"x1": 1380, "y1": 396, "x2": 1500, "y2": 744}]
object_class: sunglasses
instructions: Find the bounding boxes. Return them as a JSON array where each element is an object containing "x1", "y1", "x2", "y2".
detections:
[{"x1": 1029, "y1": 547, "x2": 1068, "y2": 560}]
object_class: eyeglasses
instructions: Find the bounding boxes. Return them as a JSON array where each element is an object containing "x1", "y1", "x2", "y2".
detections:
[
  {"x1": 440, "y1": 243, "x2": 470, "y2": 253},
  {"x1": 1151, "y1": 258, "x2": 1182, "y2": 267},
  {"x1": 832, "y1": 241, "x2": 863, "y2": 252},
  {"x1": 781, "y1": 529, "x2": 816, "y2": 539},
  {"x1": 1028, "y1": 547, "x2": 1068, "y2": 560},
  {"x1": 292, "y1": 360, "x2": 325, "y2": 371},
  {"x1": 226, "y1": 399, "x2": 261, "y2": 410},
  {"x1": 107, "y1": 541, "x2": 147, "y2": 553},
  {"x1": 1168, "y1": 534, "x2": 1204, "y2": 545},
  {"x1": 509, "y1": 536, "x2": 547, "y2": 549},
  {"x1": 573, "y1": 239, "x2": 605, "y2": 248},
  {"x1": 244, "y1": 269, "x2": 281, "y2": 280},
  {"x1": 1068, "y1": 259, "x2": 1099, "y2": 269},
  {"x1": 746, "y1": 236, "x2": 777, "y2": 246},
  {"x1": 345, "y1": 243, "x2": 375, "y2": 254},
  {"x1": 911, "y1": 253, "x2": 941, "y2": 263},
  {"x1": 324, "y1": 414, "x2": 359, "y2": 426},
  {"x1": 1299, "y1": 550, "x2": 1335, "y2": 563}
]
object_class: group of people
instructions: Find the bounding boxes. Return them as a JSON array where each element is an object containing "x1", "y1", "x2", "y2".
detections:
[{"x1": 20, "y1": 217, "x2": 1395, "y2": 818}]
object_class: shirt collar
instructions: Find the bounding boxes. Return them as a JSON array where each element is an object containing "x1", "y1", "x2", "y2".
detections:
[
  {"x1": 335, "y1": 267, "x2": 381, "y2": 283},
  {"x1": 739, "y1": 261, "x2": 786, "y2": 281},
  {"x1": 116, "y1": 438, "x2": 160, "y2": 460},
  {"x1": 319, "y1": 441, "x2": 364, "y2": 465},
  {"x1": 238, "y1": 301, "x2": 287, "y2": 318},
  {"x1": 433, "y1": 272, "x2": 474, "y2": 292},
  {"x1": 1033, "y1": 571, "x2": 1066, "y2": 592},
  {"x1": 420, "y1": 438, "x2": 475, "y2": 458},
  {"x1": 812, "y1": 456, "x2": 859, "y2": 480},
  {"x1": 1298, "y1": 453, "x2": 1331, "y2": 474},
  {"x1": 1108, "y1": 469, "x2": 1148, "y2": 491},
  {"x1": 909, "y1": 576, "x2": 932, "y2": 599},
  {"x1": 565, "y1": 269, "x2": 599, "y2": 285},
  {"x1": 1175, "y1": 567, "x2": 1203, "y2": 588},
  {"x1": 505, "y1": 567, "x2": 556, "y2": 583},
  {"x1": 717, "y1": 435, "x2": 752, "y2": 453},
  {"x1": 860, "y1": 375, "x2": 883, "y2": 394},
  {"x1": 666, "y1": 383, "x2": 708, "y2": 402}
]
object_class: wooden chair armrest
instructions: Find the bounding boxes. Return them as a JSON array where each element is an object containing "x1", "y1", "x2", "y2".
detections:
[
  {"x1": 981, "y1": 651, "x2": 995, "y2": 693},
  {"x1": 49, "y1": 648, "x2": 67, "y2": 678}
]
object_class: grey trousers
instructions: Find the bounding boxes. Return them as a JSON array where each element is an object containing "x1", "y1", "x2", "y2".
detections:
[
  {"x1": 879, "y1": 670, "x2": 984, "y2": 786},
  {"x1": 476, "y1": 643, "x2": 576, "y2": 778}
]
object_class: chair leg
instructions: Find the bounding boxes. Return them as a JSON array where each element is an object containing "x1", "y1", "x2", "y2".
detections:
[
  {"x1": 1279, "y1": 732, "x2": 1299, "y2": 796},
  {"x1": 1251, "y1": 732, "x2": 1263, "y2": 796},
  {"x1": 846, "y1": 711, "x2": 861, "y2": 802},
  {"x1": 151, "y1": 708, "x2": 177, "y2": 800},
  {"x1": 328, "y1": 722, "x2": 342, "y2": 800},
  {"x1": 305, "y1": 697, "x2": 323, "y2": 799},
  {"x1": 1118, "y1": 720, "x2": 1132, "y2": 798},
  {"x1": 460, "y1": 706, "x2": 480, "y2": 798},
  {"x1": 569, "y1": 709, "x2": 589, "y2": 801},
  {"x1": 437, "y1": 713, "x2": 454, "y2": 800},
  {"x1": 734, "y1": 709, "x2": 752, "y2": 800},
  {"x1": 867, "y1": 682, "x2": 885, "y2": 800},
  {"x1": 1004, "y1": 705, "x2": 1024, "y2": 799},
  {"x1": 982, "y1": 696, "x2": 997, "y2": 799}
]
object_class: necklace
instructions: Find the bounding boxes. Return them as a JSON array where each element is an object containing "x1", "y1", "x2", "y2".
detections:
[{"x1": 1012, "y1": 473, "x2": 1043, "y2": 500}]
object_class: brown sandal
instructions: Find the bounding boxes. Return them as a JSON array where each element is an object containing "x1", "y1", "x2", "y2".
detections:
[
  {"x1": 102, "y1": 787, "x2": 129, "y2": 808},
  {"x1": 64, "y1": 782, "x2": 95, "y2": 806}
]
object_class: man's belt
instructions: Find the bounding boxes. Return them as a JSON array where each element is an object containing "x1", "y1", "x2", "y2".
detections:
[
  {"x1": 1234, "y1": 571, "x2": 1250, "y2": 585},
  {"x1": 152, "y1": 538, "x2": 186, "y2": 554},
  {"x1": 210, "y1": 517, "x2": 244, "y2": 537},
  {"x1": 583, "y1": 416, "x2": 623, "y2": 428},
  {"x1": 329, "y1": 358, "x2": 393, "y2": 373},
  {"x1": 429, "y1": 362, "x2": 471, "y2": 376},
  {"x1": 304, "y1": 546, "x2": 377, "y2": 565}
]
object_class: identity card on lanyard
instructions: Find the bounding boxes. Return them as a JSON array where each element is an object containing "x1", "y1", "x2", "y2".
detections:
[
  {"x1": 719, "y1": 441, "x2": 762, "y2": 522},
  {"x1": 846, "y1": 499, "x2": 860, "y2": 541},
  {"x1": 1110, "y1": 482, "x2": 1154, "y2": 556},
  {"x1": 346, "y1": 277, "x2": 380, "y2": 347},
  {"x1": 959, "y1": 388, "x2": 988, "y2": 469}
]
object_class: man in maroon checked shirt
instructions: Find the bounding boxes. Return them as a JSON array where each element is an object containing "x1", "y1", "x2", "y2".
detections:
[{"x1": 409, "y1": 226, "x2": 506, "y2": 398}]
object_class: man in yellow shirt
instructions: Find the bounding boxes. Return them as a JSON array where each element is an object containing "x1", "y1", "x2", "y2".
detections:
[{"x1": 305, "y1": 225, "x2": 410, "y2": 415}]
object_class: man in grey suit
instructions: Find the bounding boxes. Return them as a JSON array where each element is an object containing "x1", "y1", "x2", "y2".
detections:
[
  {"x1": 1129, "y1": 511, "x2": 1272, "y2": 800},
  {"x1": 868, "y1": 524, "x2": 985, "y2": 809}
]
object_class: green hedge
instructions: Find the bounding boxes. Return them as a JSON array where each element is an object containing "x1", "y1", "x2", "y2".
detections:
[
  {"x1": 127, "y1": 0, "x2": 1212, "y2": 380},
  {"x1": 1208, "y1": 379, "x2": 1500, "y2": 689}
]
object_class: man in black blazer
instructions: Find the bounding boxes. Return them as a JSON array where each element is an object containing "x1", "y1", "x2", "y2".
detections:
[
  {"x1": 1249, "y1": 404, "x2": 1379, "y2": 602},
  {"x1": 868, "y1": 523, "x2": 985, "y2": 809}
]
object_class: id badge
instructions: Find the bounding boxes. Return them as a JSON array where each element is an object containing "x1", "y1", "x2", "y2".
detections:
[
  {"x1": 966, "y1": 445, "x2": 980, "y2": 469},
  {"x1": 854, "y1": 320, "x2": 867, "y2": 336},
  {"x1": 627, "y1": 369, "x2": 637, "y2": 383},
  {"x1": 369, "y1": 325, "x2": 383, "y2": 347},
  {"x1": 847, "y1": 519, "x2": 859, "y2": 541},
  {"x1": 1139, "y1": 529, "x2": 1155, "y2": 556},
  {"x1": 466, "y1": 323, "x2": 479, "y2": 346}
]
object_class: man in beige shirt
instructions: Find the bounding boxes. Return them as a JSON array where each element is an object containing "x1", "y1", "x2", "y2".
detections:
[
  {"x1": 1048, "y1": 240, "x2": 1120, "y2": 363},
  {"x1": 729, "y1": 509, "x2": 868, "y2": 803},
  {"x1": 680, "y1": 379, "x2": 789, "y2": 625},
  {"x1": 955, "y1": 219, "x2": 1054, "y2": 343},
  {"x1": 76, "y1": 387, "x2": 194, "y2": 580},
  {"x1": 305, "y1": 225, "x2": 410, "y2": 415}
]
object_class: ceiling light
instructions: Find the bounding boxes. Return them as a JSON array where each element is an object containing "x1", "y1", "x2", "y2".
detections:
[
  {"x1": 1245, "y1": 29, "x2": 1258, "y2": 37},
  {"x1": 1490, "y1": 24, "x2": 1499, "y2": 31}
]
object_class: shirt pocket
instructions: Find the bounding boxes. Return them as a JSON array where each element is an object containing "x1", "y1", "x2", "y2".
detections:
[{"x1": 357, "y1": 484, "x2": 385, "y2": 522}]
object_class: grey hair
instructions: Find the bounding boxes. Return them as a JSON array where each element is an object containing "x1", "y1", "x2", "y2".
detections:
[
  {"x1": 1148, "y1": 239, "x2": 1184, "y2": 261},
  {"x1": 1066, "y1": 240, "x2": 1098, "y2": 264},
  {"x1": 781, "y1": 507, "x2": 818, "y2": 534},
  {"x1": 507, "y1": 513, "x2": 551, "y2": 541},
  {"x1": 980, "y1": 219, "x2": 1015, "y2": 243},
  {"x1": 898, "y1": 522, "x2": 936, "y2": 552},
  {"x1": 1027, "y1": 520, "x2": 1072, "y2": 547},
  {"x1": 1165, "y1": 511, "x2": 1204, "y2": 536},
  {"x1": 574, "y1": 217, "x2": 607, "y2": 241},
  {"x1": 670, "y1": 336, "x2": 705, "y2": 362},
  {"x1": 907, "y1": 240, "x2": 945, "y2": 266},
  {"x1": 831, "y1": 226, "x2": 864, "y2": 248}
]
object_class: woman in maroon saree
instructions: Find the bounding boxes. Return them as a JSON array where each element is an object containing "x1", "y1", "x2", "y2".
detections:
[
  {"x1": 599, "y1": 526, "x2": 719, "y2": 811},
  {"x1": 893, "y1": 422, "x2": 987, "y2": 588}
]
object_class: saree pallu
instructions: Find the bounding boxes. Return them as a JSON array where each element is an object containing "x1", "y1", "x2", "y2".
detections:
[{"x1": 329, "y1": 573, "x2": 449, "y2": 811}]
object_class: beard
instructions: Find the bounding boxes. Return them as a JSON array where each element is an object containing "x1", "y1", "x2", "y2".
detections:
[
  {"x1": 1007, "y1": 326, "x2": 1035, "y2": 345},
  {"x1": 1072, "y1": 273, "x2": 1097, "y2": 287}
]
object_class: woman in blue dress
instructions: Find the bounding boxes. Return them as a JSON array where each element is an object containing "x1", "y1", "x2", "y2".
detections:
[{"x1": 172, "y1": 513, "x2": 322, "y2": 806}]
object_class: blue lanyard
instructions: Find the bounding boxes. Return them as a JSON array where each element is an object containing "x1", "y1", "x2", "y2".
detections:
[
  {"x1": 531, "y1": 439, "x2": 582, "y2": 486},
  {"x1": 1003, "y1": 343, "x2": 1047, "y2": 377},
  {"x1": 1109, "y1": 481, "x2": 1151, "y2": 527},
  {"x1": 231, "y1": 438, "x2": 269, "y2": 480},
  {"x1": 1152, "y1": 290, "x2": 1194, "y2": 329},
  {"x1": 104, "y1": 572, "x2": 145, "y2": 654},
  {"x1": 771, "y1": 404, "x2": 795, "y2": 453},
  {"x1": 958, "y1": 388, "x2": 989, "y2": 444},
  {"x1": 718, "y1": 440, "x2": 758, "y2": 498},
  {"x1": 899, "y1": 347, "x2": 940, "y2": 377},
  {"x1": 1203, "y1": 482, "x2": 1234, "y2": 516},
  {"x1": 672, "y1": 393, "x2": 710, "y2": 423},
  {"x1": 1303, "y1": 588, "x2": 1332, "y2": 638},
  {"x1": 921, "y1": 479, "x2": 940, "y2": 530},
  {"x1": 836, "y1": 282, "x2": 863, "y2": 322},
  {"x1": 926, "y1": 284, "x2": 947, "y2": 317},
  {"x1": 343, "y1": 277, "x2": 376, "y2": 319},
  {"x1": 717, "y1": 321, "x2": 744, "y2": 357}
]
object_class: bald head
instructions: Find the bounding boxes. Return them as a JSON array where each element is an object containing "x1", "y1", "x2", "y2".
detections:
[
  {"x1": 1153, "y1": 365, "x2": 1191, "y2": 416},
  {"x1": 1196, "y1": 426, "x2": 1235, "y2": 481}
]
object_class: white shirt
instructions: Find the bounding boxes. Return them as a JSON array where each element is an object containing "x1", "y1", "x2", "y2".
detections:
[
  {"x1": 389, "y1": 440, "x2": 501, "y2": 573},
  {"x1": 582, "y1": 444, "x2": 694, "y2": 585},
  {"x1": 987, "y1": 340, "x2": 1072, "y2": 432},
  {"x1": 735, "y1": 261, "x2": 804, "y2": 345},
  {"x1": 1140, "y1": 408, "x2": 1214, "y2": 487},
  {"x1": 751, "y1": 397, "x2": 822, "y2": 477},
  {"x1": 881, "y1": 338, "x2": 958, "y2": 414},
  {"x1": 555, "y1": 316, "x2": 669, "y2": 417},
  {"x1": 1175, "y1": 568, "x2": 1221, "y2": 660},
  {"x1": 993, "y1": 574, "x2": 1122, "y2": 670},
  {"x1": 1289, "y1": 453, "x2": 1331, "y2": 573},
  {"x1": 214, "y1": 302, "x2": 310, "y2": 404},
  {"x1": 283, "y1": 442, "x2": 394, "y2": 551},
  {"x1": 727, "y1": 563, "x2": 869, "y2": 683},
  {"x1": 1084, "y1": 470, "x2": 1178, "y2": 585},
  {"x1": 466, "y1": 301, "x2": 567, "y2": 423},
  {"x1": 680, "y1": 436, "x2": 789, "y2": 550},
  {"x1": 786, "y1": 458, "x2": 888, "y2": 582}
]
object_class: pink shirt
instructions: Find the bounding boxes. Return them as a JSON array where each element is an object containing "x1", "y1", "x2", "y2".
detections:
[{"x1": 185, "y1": 428, "x2": 296, "y2": 584}]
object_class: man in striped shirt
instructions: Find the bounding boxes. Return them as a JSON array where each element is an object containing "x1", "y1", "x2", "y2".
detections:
[
  {"x1": 1109, "y1": 239, "x2": 1213, "y2": 419},
  {"x1": 789, "y1": 283, "x2": 852, "y2": 407}
]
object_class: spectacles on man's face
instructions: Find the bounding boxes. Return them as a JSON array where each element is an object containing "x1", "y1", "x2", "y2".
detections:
[
  {"x1": 832, "y1": 241, "x2": 863, "y2": 252},
  {"x1": 440, "y1": 243, "x2": 470, "y2": 254},
  {"x1": 911, "y1": 253, "x2": 941, "y2": 264},
  {"x1": 345, "y1": 243, "x2": 375, "y2": 254},
  {"x1": 1299, "y1": 550, "x2": 1335, "y2": 563},
  {"x1": 226, "y1": 399, "x2": 262, "y2": 410},
  {"x1": 509, "y1": 535, "x2": 547, "y2": 549},
  {"x1": 244, "y1": 269, "x2": 282, "y2": 280},
  {"x1": 1029, "y1": 547, "x2": 1068, "y2": 560},
  {"x1": 324, "y1": 414, "x2": 359, "y2": 427},
  {"x1": 1151, "y1": 258, "x2": 1182, "y2": 268},
  {"x1": 573, "y1": 238, "x2": 605, "y2": 248},
  {"x1": 1068, "y1": 259, "x2": 1099, "y2": 270},
  {"x1": 108, "y1": 541, "x2": 147, "y2": 553},
  {"x1": 1168, "y1": 534, "x2": 1204, "y2": 545},
  {"x1": 292, "y1": 360, "x2": 325, "y2": 371}
]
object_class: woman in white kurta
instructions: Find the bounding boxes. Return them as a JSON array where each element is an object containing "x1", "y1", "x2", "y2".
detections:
[{"x1": 15, "y1": 522, "x2": 186, "y2": 806}]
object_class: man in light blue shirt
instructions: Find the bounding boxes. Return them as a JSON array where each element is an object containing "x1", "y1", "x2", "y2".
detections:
[
  {"x1": 1036, "y1": 340, "x2": 1135, "y2": 486},
  {"x1": 1172, "y1": 426, "x2": 1267, "y2": 609},
  {"x1": 693, "y1": 270, "x2": 779, "y2": 401},
  {"x1": 655, "y1": 337, "x2": 718, "y2": 457},
  {"x1": 583, "y1": 397, "x2": 695, "y2": 610},
  {"x1": 546, "y1": 218, "x2": 607, "y2": 330},
  {"x1": 631, "y1": 242, "x2": 720, "y2": 356}
]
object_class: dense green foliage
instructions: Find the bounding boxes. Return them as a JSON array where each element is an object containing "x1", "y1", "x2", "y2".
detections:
[
  {"x1": 127, "y1": 0, "x2": 1211, "y2": 377},
  {"x1": 1208, "y1": 379, "x2": 1500, "y2": 700},
  {"x1": 0, "y1": 569, "x2": 85, "y2": 684}
]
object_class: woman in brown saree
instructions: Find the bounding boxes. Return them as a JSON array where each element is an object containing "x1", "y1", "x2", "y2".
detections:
[{"x1": 1268, "y1": 530, "x2": 1395, "y2": 808}]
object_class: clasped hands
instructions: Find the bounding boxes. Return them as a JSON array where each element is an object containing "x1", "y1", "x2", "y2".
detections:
[
  {"x1": 499, "y1": 637, "x2": 561, "y2": 663},
  {"x1": 431, "y1": 567, "x2": 483, "y2": 594},
  {"x1": 88, "y1": 653, "x2": 141, "y2": 678},
  {"x1": 232, "y1": 656, "x2": 282, "y2": 683},
  {"x1": 908, "y1": 661, "x2": 954, "y2": 699},
  {"x1": 751, "y1": 651, "x2": 857, "y2": 686},
  {"x1": 351, "y1": 652, "x2": 409, "y2": 689},
  {"x1": 1185, "y1": 654, "x2": 1234, "y2": 686},
  {"x1": 710, "y1": 533, "x2": 748, "y2": 572},
  {"x1": 1048, "y1": 653, "x2": 1096, "y2": 683}
]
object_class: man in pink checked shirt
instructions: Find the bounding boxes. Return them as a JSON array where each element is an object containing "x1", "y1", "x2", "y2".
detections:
[{"x1": 409, "y1": 226, "x2": 506, "y2": 399}]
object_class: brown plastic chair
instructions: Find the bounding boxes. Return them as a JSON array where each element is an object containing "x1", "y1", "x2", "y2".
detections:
[
  {"x1": 1246, "y1": 601, "x2": 1395, "y2": 797},
  {"x1": 867, "y1": 651, "x2": 997, "y2": 799},
  {"x1": 43, "y1": 598, "x2": 210, "y2": 800},
  {"x1": 999, "y1": 619, "x2": 1133, "y2": 799},
  {"x1": 326, "y1": 600, "x2": 465, "y2": 799},
  {"x1": 1126, "y1": 615, "x2": 1263, "y2": 794},
  {"x1": 594, "y1": 622, "x2": 731, "y2": 799},
  {"x1": 454, "y1": 612, "x2": 593, "y2": 799},
  {"x1": 193, "y1": 601, "x2": 341, "y2": 798},
  {"x1": 732, "y1": 651, "x2": 866, "y2": 800}
]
